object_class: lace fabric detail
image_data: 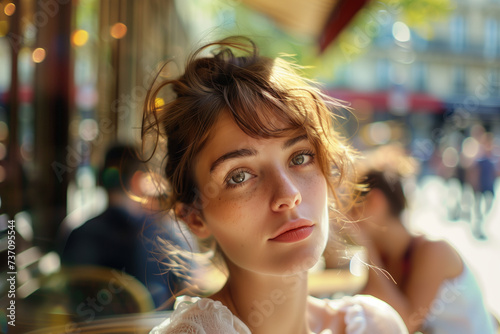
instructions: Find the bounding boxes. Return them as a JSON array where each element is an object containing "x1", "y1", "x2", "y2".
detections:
[
  {"x1": 150, "y1": 296, "x2": 251, "y2": 334},
  {"x1": 323, "y1": 295, "x2": 408, "y2": 334},
  {"x1": 151, "y1": 295, "x2": 407, "y2": 334},
  {"x1": 343, "y1": 303, "x2": 366, "y2": 333}
]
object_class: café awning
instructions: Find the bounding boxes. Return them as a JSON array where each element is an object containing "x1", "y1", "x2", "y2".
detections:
[{"x1": 241, "y1": 0, "x2": 369, "y2": 52}]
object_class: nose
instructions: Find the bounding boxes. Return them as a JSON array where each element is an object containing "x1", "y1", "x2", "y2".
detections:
[{"x1": 271, "y1": 171, "x2": 302, "y2": 212}]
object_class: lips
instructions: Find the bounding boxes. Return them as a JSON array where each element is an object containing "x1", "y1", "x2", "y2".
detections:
[{"x1": 269, "y1": 219, "x2": 314, "y2": 243}]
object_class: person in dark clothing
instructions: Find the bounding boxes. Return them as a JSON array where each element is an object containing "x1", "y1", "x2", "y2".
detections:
[
  {"x1": 469, "y1": 132, "x2": 498, "y2": 239},
  {"x1": 61, "y1": 144, "x2": 191, "y2": 309}
]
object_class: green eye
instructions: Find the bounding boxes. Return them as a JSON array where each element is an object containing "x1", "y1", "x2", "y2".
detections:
[
  {"x1": 291, "y1": 154, "x2": 305, "y2": 165},
  {"x1": 290, "y1": 150, "x2": 315, "y2": 167}
]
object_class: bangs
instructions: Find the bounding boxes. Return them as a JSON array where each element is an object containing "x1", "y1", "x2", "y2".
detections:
[{"x1": 223, "y1": 82, "x2": 326, "y2": 142}]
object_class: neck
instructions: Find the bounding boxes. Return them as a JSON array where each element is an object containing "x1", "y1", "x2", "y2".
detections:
[
  {"x1": 213, "y1": 265, "x2": 311, "y2": 334},
  {"x1": 375, "y1": 216, "x2": 412, "y2": 265}
]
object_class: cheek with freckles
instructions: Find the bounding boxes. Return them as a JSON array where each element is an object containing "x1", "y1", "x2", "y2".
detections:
[{"x1": 202, "y1": 196, "x2": 253, "y2": 246}]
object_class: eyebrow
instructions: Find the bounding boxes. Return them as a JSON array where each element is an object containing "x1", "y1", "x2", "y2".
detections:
[
  {"x1": 209, "y1": 134, "x2": 309, "y2": 174},
  {"x1": 210, "y1": 148, "x2": 257, "y2": 173},
  {"x1": 283, "y1": 134, "x2": 308, "y2": 149}
]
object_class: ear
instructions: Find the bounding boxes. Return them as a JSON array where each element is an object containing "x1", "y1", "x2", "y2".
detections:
[{"x1": 175, "y1": 203, "x2": 212, "y2": 239}]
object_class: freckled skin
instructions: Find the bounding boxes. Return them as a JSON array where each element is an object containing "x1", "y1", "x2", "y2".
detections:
[{"x1": 193, "y1": 113, "x2": 329, "y2": 276}]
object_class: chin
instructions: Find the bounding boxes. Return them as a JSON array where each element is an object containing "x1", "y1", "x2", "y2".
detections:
[{"x1": 271, "y1": 241, "x2": 326, "y2": 275}]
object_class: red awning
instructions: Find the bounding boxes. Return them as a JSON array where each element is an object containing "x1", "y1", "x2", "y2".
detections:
[
  {"x1": 319, "y1": 0, "x2": 369, "y2": 52},
  {"x1": 327, "y1": 89, "x2": 444, "y2": 113}
]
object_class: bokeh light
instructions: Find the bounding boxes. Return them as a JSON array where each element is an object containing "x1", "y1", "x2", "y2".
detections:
[
  {"x1": 392, "y1": 21, "x2": 411, "y2": 42},
  {"x1": 369, "y1": 121, "x2": 391, "y2": 145},
  {"x1": 155, "y1": 97, "x2": 165, "y2": 109},
  {"x1": 349, "y1": 250, "x2": 367, "y2": 277},
  {"x1": 38, "y1": 252, "x2": 60, "y2": 275},
  {"x1": 20, "y1": 143, "x2": 33, "y2": 161},
  {"x1": 442, "y1": 147, "x2": 459, "y2": 168},
  {"x1": 15, "y1": 211, "x2": 34, "y2": 242},
  {"x1": 110, "y1": 23, "x2": 127, "y2": 39},
  {"x1": 72, "y1": 29, "x2": 89, "y2": 47},
  {"x1": 32, "y1": 48, "x2": 46, "y2": 63},
  {"x1": 4, "y1": 3, "x2": 16, "y2": 16},
  {"x1": 78, "y1": 119, "x2": 99, "y2": 141},
  {"x1": 462, "y1": 137, "x2": 480, "y2": 159}
]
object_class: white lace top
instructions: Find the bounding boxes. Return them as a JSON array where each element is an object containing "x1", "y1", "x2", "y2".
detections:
[{"x1": 150, "y1": 295, "x2": 408, "y2": 334}]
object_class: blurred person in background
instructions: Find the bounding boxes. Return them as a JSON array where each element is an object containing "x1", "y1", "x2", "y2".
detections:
[
  {"x1": 466, "y1": 130, "x2": 498, "y2": 239},
  {"x1": 349, "y1": 144, "x2": 496, "y2": 334},
  {"x1": 60, "y1": 144, "x2": 192, "y2": 309}
]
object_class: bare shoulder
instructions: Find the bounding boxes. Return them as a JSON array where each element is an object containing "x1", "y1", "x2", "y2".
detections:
[{"x1": 413, "y1": 236, "x2": 463, "y2": 279}]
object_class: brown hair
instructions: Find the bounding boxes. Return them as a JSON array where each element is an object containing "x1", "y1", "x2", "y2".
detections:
[
  {"x1": 142, "y1": 36, "x2": 357, "y2": 216},
  {"x1": 356, "y1": 144, "x2": 418, "y2": 217}
]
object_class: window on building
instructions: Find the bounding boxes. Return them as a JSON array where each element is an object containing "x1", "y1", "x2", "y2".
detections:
[
  {"x1": 484, "y1": 18, "x2": 498, "y2": 59},
  {"x1": 488, "y1": 68, "x2": 500, "y2": 96},
  {"x1": 450, "y1": 15, "x2": 465, "y2": 53}
]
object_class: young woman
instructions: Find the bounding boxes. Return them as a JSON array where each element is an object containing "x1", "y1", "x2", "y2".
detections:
[
  {"x1": 350, "y1": 144, "x2": 496, "y2": 334},
  {"x1": 142, "y1": 37, "x2": 408, "y2": 334}
]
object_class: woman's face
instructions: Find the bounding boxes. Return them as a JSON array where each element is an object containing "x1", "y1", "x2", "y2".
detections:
[{"x1": 191, "y1": 112, "x2": 329, "y2": 275}]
